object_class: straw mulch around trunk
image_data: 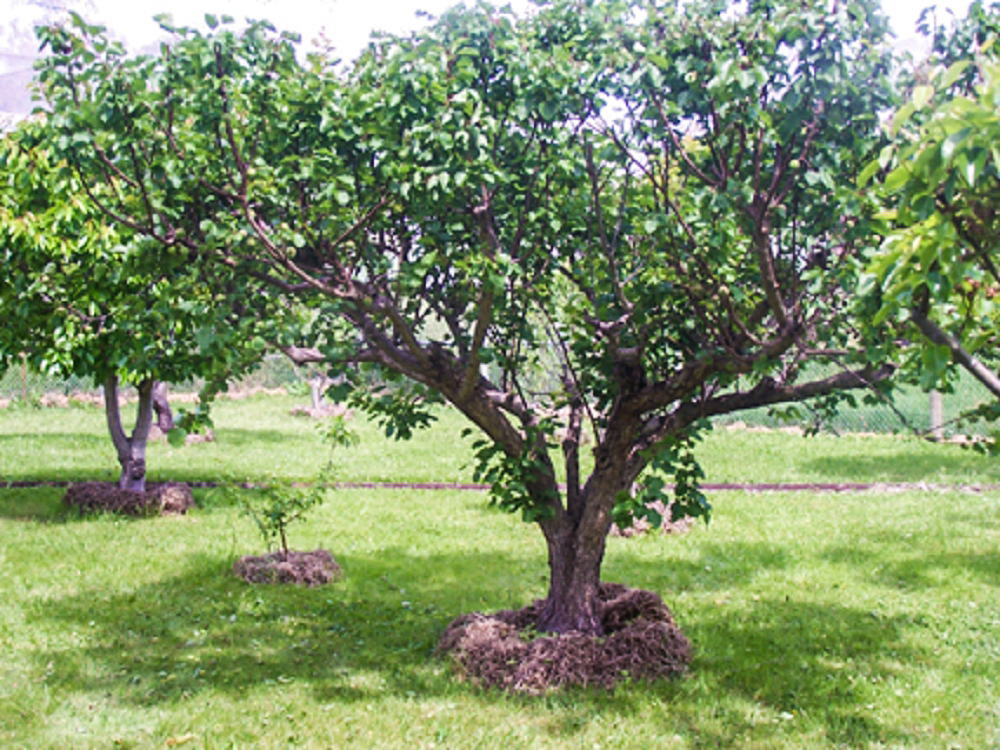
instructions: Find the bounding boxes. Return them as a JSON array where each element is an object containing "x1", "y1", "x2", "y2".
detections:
[
  {"x1": 438, "y1": 582, "x2": 691, "y2": 692},
  {"x1": 233, "y1": 549, "x2": 342, "y2": 586},
  {"x1": 62, "y1": 481, "x2": 195, "y2": 516}
]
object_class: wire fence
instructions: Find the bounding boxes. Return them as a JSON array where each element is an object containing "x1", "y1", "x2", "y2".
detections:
[
  {"x1": 711, "y1": 377, "x2": 995, "y2": 438},
  {"x1": 0, "y1": 355, "x2": 994, "y2": 437}
]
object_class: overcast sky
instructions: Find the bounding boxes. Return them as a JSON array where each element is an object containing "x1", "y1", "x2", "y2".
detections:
[
  {"x1": 5, "y1": 0, "x2": 976, "y2": 53},
  {"x1": 0, "y1": 0, "x2": 977, "y2": 117}
]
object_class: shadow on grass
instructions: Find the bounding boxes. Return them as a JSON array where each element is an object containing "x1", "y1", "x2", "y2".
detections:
[
  {"x1": 672, "y1": 598, "x2": 921, "y2": 748},
  {"x1": 25, "y1": 549, "x2": 491, "y2": 708},
  {"x1": 0, "y1": 487, "x2": 71, "y2": 522},
  {"x1": 25, "y1": 542, "x2": 932, "y2": 747},
  {"x1": 0, "y1": 487, "x2": 218, "y2": 522},
  {"x1": 822, "y1": 529, "x2": 1000, "y2": 589}
]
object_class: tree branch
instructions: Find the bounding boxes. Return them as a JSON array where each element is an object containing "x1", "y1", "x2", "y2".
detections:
[{"x1": 910, "y1": 307, "x2": 1000, "y2": 398}]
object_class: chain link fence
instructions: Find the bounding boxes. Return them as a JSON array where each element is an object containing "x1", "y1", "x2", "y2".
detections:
[
  {"x1": 712, "y1": 376, "x2": 995, "y2": 437},
  {"x1": 0, "y1": 354, "x2": 995, "y2": 437}
]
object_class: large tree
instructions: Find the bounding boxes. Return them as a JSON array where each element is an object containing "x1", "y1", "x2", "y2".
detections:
[{"x1": 37, "y1": 0, "x2": 896, "y2": 633}]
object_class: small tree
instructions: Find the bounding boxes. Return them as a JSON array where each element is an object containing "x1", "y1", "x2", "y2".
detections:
[
  {"x1": 239, "y1": 415, "x2": 358, "y2": 556},
  {"x1": 38, "y1": 0, "x2": 897, "y2": 634}
]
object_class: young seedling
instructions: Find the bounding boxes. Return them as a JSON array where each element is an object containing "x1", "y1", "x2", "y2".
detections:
[{"x1": 239, "y1": 414, "x2": 359, "y2": 556}]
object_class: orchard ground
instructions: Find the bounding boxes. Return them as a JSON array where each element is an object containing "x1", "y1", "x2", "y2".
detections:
[{"x1": 1, "y1": 394, "x2": 998, "y2": 748}]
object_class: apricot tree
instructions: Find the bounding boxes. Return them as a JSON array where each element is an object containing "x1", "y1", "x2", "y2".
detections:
[{"x1": 36, "y1": 0, "x2": 895, "y2": 632}]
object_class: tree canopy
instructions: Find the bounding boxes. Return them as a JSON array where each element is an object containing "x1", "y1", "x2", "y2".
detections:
[
  {"x1": 33, "y1": 0, "x2": 898, "y2": 633},
  {"x1": 865, "y1": 1, "x2": 1000, "y2": 435}
]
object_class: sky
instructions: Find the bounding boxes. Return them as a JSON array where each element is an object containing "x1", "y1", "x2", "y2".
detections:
[
  {"x1": 0, "y1": 0, "x2": 978, "y2": 117},
  {"x1": 9, "y1": 0, "x2": 977, "y2": 51}
]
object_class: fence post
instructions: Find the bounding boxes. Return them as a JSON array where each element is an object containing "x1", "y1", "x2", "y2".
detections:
[{"x1": 929, "y1": 390, "x2": 944, "y2": 441}]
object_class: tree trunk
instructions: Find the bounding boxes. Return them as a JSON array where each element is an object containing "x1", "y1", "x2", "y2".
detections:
[
  {"x1": 104, "y1": 375, "x2": 154, "y2": 493},
  {"x1": 536, "y1": 508, "x2": 611, "y2": 635},
  {"x1": 152, "y1": 381, "x2": 174, "y2": 431}
]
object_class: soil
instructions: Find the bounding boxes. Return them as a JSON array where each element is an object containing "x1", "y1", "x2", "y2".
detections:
[
  {"x1": 233, "y1": 549, "x2": 342, "y2": 586},
  {"x1": 62, "y1": 481, "x2": 195, "y2": 516},
  {"x1": 437, "y1": 583, "x2": 692, "y2": 692}
]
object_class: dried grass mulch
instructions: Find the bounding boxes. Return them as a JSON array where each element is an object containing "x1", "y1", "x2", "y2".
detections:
[
  {"x1": 62, "y1": 481, "x2": 195, "y2": 516},
  {"x1": 437, "y1": 582, "x2": 692, "y2": 693},
  {"x1": 233, "y1": 549, "x2": 342, "y2": 586}
]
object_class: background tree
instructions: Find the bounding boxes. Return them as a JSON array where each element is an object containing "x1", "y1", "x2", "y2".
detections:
[
  {"x1": 37, "y1": 0, "x2": 896, "y2": 633},
  {"x1": 0, "y1": 120, "x2": 290, "y2": 491},
  {"x1": 865, "y1": 3, "x2": 1000, "y2": 432}
]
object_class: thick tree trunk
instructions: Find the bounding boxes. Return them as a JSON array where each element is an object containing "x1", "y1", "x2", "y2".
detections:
[
  {"x1": 536, "y1": 474, "x2": 619, "y2": 635},
  {"x1": 104, "y1": 376, "x2": 154, "y2": 493},
  {"x1": 537, "y1": 520, "x2": 607, "y2": 634}
]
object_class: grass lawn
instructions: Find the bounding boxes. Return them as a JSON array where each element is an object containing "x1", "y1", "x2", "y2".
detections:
[
  {"x1": 1, "y1": 396, "x2": 999, "y2": 748},
  {"x1": 2, "y1": 393, "x2": 999, "y2": 486}
]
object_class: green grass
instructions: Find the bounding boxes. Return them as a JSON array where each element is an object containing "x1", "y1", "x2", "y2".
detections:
[
  {"x1": 2, "y1": 397, "x2": 1000, "y2": 748},
  {"x1": 2, "y1": 394, "x2": 1000, "y2": 486},
  {"x1": 0, "y1": 395, "x2": 478, "y2": 485}
]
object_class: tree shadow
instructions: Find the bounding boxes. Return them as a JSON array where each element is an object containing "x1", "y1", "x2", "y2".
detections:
[
  {"x1": 822, "y1": 529, "x2": 1000, "y2": 589},
  {"x1": 669, "y1": 598, "x2": 921, "y2": 748},
  {"x1": 24, "y1": 548, "x2": 522, "y2": 710},
  {"x1": 0, "y1": 487, "x2": 72, "y2": 522},
  {"x1": 23, "y1": 539, "x2": 936, "y2": 747},
  {"x1": 0, "y1": 486, "x2": 218, "y2": 523}
]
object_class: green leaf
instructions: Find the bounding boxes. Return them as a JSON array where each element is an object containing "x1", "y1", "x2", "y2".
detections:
[
  {"x1": 939, "y1": 59, "x2": 971, "y2": 89},
  {"x1": 857, "y1": 158, "x2": 879, "y2": 188},
  {"x1": 912, "y1": 84, "x2": 934, "y2": 110},
  {"x1": 167, "y1": 427, "x2": 188, "y2": 448},
  {"x1": 891, "y1": 102, "x2": 916, "y2": 135},
  {"x1": 941, "y1": 128, "x2": 971, "y2": 162},
  {"x1": 883, "y1": 164, "x2": 910, "y2": 192},
  {"x1": 647, "y1": 53, "x2": 669, "y2": 69},
  {"x1": 964, "y1": 150, "x2": 984, "y2": 186}
]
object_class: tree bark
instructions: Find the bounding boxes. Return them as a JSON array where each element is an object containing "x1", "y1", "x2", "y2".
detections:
[
  {"x1": 152, "y1": 381, "x2": 174, "y2": 431},
  {"x1": 910, "y1": 307, "x2": 1000, "y2": 399},
  {"x1": 537, "y1": 517, "x2": 607, "y2": 634},
  {"x1": 104, "y1": 375, "x2": 154, "y2": 493},
  {"x1": 536, "y1": 471, "x2": 620, "y2": 635}
]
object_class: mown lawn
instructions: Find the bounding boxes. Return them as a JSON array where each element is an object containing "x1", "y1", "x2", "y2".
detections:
[
  {"x1": 1, "y1": 396, "x2": 998, "y2": 748},
  {"x1": 2, "y1": 393, "x2": 999, "y2": 486}
]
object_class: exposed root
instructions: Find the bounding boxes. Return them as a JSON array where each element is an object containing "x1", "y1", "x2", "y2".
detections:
[
  {"x1": 438, "y1": 583, "x2": 691, "y2": 692},
  {"x1": 233, "y1": 549, "x2": 342, "y2": 586},
  {"x1": 62, "y1": 481, "x2": 195, "y2": 516}
]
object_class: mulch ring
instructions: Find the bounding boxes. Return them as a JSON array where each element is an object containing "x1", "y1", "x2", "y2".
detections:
[
  {"x1": 437, "y1": 582, "x2": 692, "y2": 693},
  {"x1": 233, "y1": 549, "x2": 342, "y2": 586},
  {"x1": 62, "y1": 481, "x2": 195, "y2": 516}
]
